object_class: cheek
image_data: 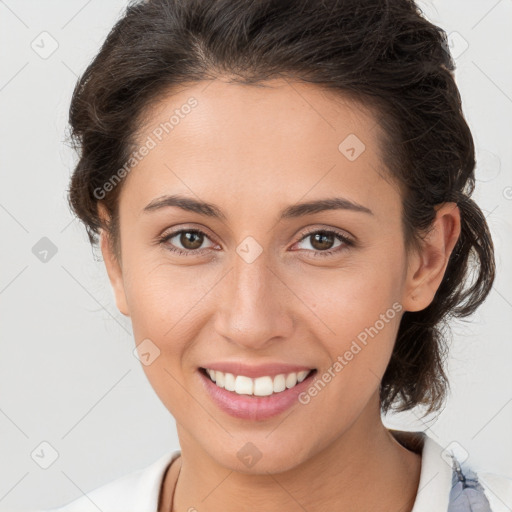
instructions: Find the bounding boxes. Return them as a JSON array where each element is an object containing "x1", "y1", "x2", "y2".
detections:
[
  {"x1": 293, "y1": 257, "x2": 403, "y2": 335},
  {"x1": 122, "y1": 261, "x2": 207, "y2": 413},
  {"x1": 291, "y1": 261, "x2": 404, "y2": 393},
  {"x1": 122, "y1": 254, "x2": 214, "y2": 340}
]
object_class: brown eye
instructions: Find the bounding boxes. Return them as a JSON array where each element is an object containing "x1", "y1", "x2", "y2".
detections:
[
  {"x1": 179, "y1": 230, "x2": 204, "y2": 250},
  {"x1": 294, "y1": 229, "x2": 354, "y2": 258},
  {"x1": 159, "y1": 228, "x2": 216, "y2": 256},
  {"x1": 309, "y1": 231, "x2": 336, "y2": 251}
]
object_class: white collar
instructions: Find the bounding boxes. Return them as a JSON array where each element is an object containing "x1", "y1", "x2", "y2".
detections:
[
  {"x1": 408, "y1": 433, "x2": 453, "y2": 511},
  {"x1": 133, "y1": 449, "x2": 181, "y2": 511}
]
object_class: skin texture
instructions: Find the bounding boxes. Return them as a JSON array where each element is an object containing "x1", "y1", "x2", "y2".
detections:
[{"x1": 99, "y1": 78, "x2": 461, "y2": 511}]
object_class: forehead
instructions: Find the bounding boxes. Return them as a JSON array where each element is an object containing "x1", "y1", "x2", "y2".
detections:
[
  {"x1": 120, "y1": 78, "x2": 399, "y2": 220},
  {"x1": 136, "y1": 78, "x2": 379, "y2": 152}
]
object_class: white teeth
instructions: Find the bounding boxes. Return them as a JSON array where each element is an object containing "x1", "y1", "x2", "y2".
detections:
[
  {"x1": 204, "y1": 368, "x2": 312, "y2": 396},
  {"x1": 273, "y1": 374, "x2": 286, "y2": 392},
  {"x1": 215, "y1": 370, "x2": 225, "y2": 388},
  {"x1": 235, "y1": 375, "x2": 253, "y2": 395},
  {"x1": 253, "y1": 376, "x2": 273, "y2": 396},
  {"x1": 285, "y1": 373, "x2": 297, "y2": 388},
  {"x1": 224, "y1": 372, "x2": 236, "y2": 391},
  {"x1": 297, "y1": 370, "x2": 309, "y2": 382}
]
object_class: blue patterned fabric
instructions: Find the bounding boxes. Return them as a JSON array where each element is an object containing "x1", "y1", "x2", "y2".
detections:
[{"x1": 448, "y1": 454, "x2": 492, "y2": 511}]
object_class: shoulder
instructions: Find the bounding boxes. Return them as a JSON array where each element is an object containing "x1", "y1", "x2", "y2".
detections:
[
  {"x1": 391, "y1": 429, "x2": 511, "y2": 512},
  {"x1": 448, "y1": 453, "x2": 512, "y2": 512},
  {"x1": 34, "y1": 450, "x2": 181, "y2": 512},
  {"x1": 469, "y1": 468, "x2": 512, "y2": 512}
]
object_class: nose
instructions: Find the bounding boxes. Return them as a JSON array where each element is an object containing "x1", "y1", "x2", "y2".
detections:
[{"x1": 213, "y1": 250, "x2": 295, "y2": 351}]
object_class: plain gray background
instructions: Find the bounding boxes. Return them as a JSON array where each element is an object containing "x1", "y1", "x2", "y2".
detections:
[{"x1": 1, "y1": 0, "x2": 511, "y2": 510}]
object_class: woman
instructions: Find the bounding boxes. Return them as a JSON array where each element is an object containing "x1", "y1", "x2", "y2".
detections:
[{"x1": 39, "y1": 0, "x2": 511, "y2": 510}]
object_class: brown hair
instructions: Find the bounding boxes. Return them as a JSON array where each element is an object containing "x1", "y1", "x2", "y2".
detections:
[{"x1": 66, "y1": 0, "x2": 495, "y2": 416}]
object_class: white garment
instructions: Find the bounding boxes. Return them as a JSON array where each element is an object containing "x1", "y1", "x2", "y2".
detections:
[{"x1": 35, "y1": 433, "x2": 512, "y2": 512}]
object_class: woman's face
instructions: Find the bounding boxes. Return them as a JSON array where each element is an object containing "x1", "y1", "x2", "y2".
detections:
[{"x1": 101, "y1": 78, "x2": 434, "y2": 472}]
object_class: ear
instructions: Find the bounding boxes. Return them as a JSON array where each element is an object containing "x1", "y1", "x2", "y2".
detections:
[
  {"x1": 98, "y1": 205, "x2": 130, "y2": 317},
  {"x1": 401, "y1": 202, "x2": 461, "y2": 313}
]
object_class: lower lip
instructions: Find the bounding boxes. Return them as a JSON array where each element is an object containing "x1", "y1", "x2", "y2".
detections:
[{"x1": 198, "y1": 368, "x2": 317, "y2": 421}]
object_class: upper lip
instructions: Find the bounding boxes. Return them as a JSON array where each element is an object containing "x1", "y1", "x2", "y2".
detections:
[{"x1": 200, "y1": 362, "x2": 315, "y2": 379}]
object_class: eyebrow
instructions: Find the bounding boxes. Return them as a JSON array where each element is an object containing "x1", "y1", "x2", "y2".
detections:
[{"x1": 142, "y1": 194, "x2": 373, "y2": 219}]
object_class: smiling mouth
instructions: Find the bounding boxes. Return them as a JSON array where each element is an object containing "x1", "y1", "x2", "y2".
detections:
[{"x1": 199, "y1": 367, "x2": 317, "y2": 397}]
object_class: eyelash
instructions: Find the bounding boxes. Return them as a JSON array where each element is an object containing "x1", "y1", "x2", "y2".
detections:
[{"x1": 156, "y1": 227, "x2": 354, "y2": 258}]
